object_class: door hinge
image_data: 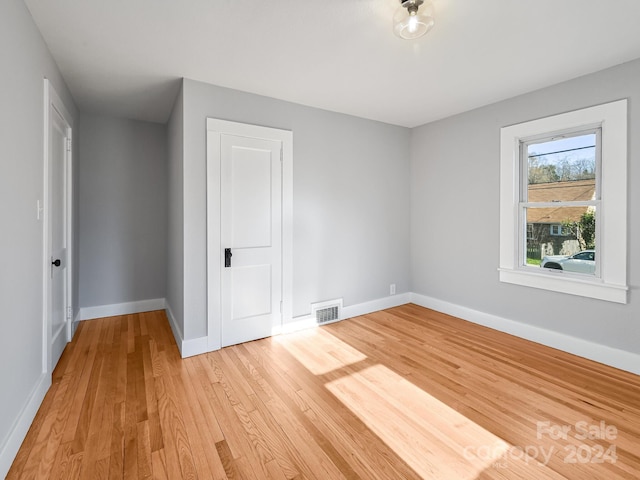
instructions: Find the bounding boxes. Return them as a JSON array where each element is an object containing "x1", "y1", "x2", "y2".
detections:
[
  {"x1": 280, "y1": 148, "x2": 283, "y2": 162},
  {"x1": 67, "y1": 306, "x2": 72, "y2": 321},
  {"x1": 280, "y1": 301, "x2": 283, "y2": 313},
  {"x1": 66, "y1": 137, "x2": 72, "y2": 152}
]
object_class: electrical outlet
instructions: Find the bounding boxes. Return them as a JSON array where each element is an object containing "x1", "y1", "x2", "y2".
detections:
[{"x1": 390, "y1": 283, "x2": 396, "y2": 295}]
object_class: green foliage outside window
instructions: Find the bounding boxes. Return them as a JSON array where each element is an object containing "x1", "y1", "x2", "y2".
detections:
[{"x1": 563, "y1": 211, "x2": 596, "y2": 250}]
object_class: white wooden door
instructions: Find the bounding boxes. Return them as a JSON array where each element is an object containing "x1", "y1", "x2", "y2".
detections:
[
  {"x1": 49, "y1": 100, "x2": 70, "y2": 370},
  {"x1": 221, "y1": 134, "x2": 282, "y2": 347}
]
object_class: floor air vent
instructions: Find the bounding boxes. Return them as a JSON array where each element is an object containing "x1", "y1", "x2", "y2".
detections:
[
  {"x1": 316, "y1": 306, "x2": 339, "y2": 324},
  {"x1": 311, "y1": 299, "x2": 343, "y2": 325}
]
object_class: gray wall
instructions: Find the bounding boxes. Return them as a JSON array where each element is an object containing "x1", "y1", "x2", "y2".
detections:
[
  {"x1": 167, "y1": 86, "x2": 185, "y2": 337},
  {"x1": 173, "y1": 78, "x2": 411, "y2": 340},
  {"x1": 411, "y1": 58, "x2": 640, "y2": 355},
  {"x1": 79, "y1": 113, "x2": 167, "y2": 308},
  {"x1": 0, "y1": 0, "x2": 78, "y2": 474}
]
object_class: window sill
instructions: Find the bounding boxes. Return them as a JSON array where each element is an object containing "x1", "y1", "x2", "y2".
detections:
[{"x1": 498, "y1": 268, "x2": 628, "y2": 304}]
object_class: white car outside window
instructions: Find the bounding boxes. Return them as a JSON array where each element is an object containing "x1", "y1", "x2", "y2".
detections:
[{"x1": 541, "y1": 250, "x2": 595, "y2": 274}]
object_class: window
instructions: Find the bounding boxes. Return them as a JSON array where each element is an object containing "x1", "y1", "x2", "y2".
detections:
[
  {"x1": 499, "y1": 100, "x2": 628, "y2": 303},
  {"x1": 526, "y1": 224, "x2": 534, "y2": 239},
  {"x1": 549, "y1": 225, "x2": 564, "y2": 236}
]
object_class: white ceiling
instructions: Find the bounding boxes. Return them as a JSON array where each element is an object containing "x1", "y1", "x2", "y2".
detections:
[{"x1": 24, "y1": 0, "x2": 640, "y2": 127}]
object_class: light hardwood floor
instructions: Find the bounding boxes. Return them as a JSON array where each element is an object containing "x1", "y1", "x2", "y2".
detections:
[{"x1": 8, "y1": 304, "x2": 640, "y2": 479}]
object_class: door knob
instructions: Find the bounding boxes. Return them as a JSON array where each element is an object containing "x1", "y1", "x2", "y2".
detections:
[
  {"x1": 225, "y1": 248, "x2": 232, "y2": 268},
  {"x1": 52, "y1": 259, "x2": 61, "y2": 267}
]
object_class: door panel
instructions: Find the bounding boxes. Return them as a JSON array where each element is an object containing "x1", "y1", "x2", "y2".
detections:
[
  {"x1": 230, "y1": 147, "x2": 272, "y2": 248},
  {"x1": 221, "y1": 134, "x2": 282, "y2": 347},
  {"x1": 50, "y1": 105, "x2": 69, "y2": 369},
  {"x1": 231, "y1": 265, "x2": 272, "y2": 321}
]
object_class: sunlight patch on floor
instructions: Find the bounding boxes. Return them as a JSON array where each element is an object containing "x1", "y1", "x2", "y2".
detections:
[
  {"x1": 326, "y1": 364, "x2": 511, "y2": 479},
  {"x1": 275, "y1": 327, "x2": 367, "y2": 375}
]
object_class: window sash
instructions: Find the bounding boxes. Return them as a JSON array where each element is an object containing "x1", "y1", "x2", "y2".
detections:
[
  {"x1": 516, "y1": 128, "x2": 601, "y2": 274},
  {"x1": 519, "y1": 128, "x2": 602, "y2": 204},
  {"x1": 519, "y1": 204, "x2": 600, "y2": 276}
]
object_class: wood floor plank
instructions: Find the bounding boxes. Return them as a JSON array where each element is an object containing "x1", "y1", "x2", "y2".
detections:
[
  {"x1": 49, "y1": 442, "x2": 80, "y2": 480},
  {"x1": 180, "y1": 359, "x2": 228, "y2": 479},
  {"x1": 215, "y1": 439, "x2": 239, "y2": 479},
  {"x1": 208, "y1": 379, "x2": 268, "y2": 476},
  {"x1": 78, "y1": 328, "x2": 116, "y2": 478},
  {"x1": 27, "y1": 373, "x2": 73, "y2": 480},
  {"x1": 62, "y1": 320, "x2": 103, "y2": 449},
  {"x1": 167, "y1": 365, "x2": 216, "y2": 479},
  {"x1": 150, "y1": 449, "x2": 168, "y2": 480},
  {"x1": 153, "y1": 373, "x2": 196, "y2": 479},
  {"x1": 8, "y1": 305, "x2": 640, "y2": 479},
  {"x1": 122, "y1": 422, "x2": 138, "y2": 480},
  {"x1": 136, "y1": 421, "x2": 152, "y2": 479},
  {"x1": 108, "y1": 402, "x2": 125, "y2": 480}
]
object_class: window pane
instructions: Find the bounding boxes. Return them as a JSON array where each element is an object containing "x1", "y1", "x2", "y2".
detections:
[
  {"x1": 527, "y1": 134, "x2": 596, "y2": 200},
  {"x1": 525, "y1": 206, "x2": 596, "y2": 273}
]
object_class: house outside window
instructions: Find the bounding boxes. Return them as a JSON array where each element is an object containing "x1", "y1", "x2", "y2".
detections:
[{"x1": 499, "y1": 100, "x2": 628, "y2": 303}]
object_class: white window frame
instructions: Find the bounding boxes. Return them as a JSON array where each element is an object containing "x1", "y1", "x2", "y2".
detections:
[
  {"x1": 550, "y1": 224, "x2": 563, "y2": 236},
  {"x1": 499, "y1": 100, "x2": 628, "y2": 303}
]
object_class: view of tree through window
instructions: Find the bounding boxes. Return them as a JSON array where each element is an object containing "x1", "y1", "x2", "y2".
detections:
[
  {"x1": 528, "y1": 134, "x2": 596, "y2": 184},
  {"x1": 523, "y1": 133, "x2": 598, "y2": 272}
]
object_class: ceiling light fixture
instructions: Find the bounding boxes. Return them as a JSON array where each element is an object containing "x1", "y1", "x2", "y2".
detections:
[{"x1": 393, "y1": 0, "x2": 435, "y2": 40}]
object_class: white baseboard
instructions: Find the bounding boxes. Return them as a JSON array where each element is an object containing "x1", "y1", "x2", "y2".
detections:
[
  {"x1": 342, "y1": 292, "x2": 412, "y2": 319},
  {"x1": 181, "y1": 336, "x2": 209, "y2": 358},
  {"x1": 164, "y1": 302, "x2": 182, "y2": 354},
  {"x1": 0, "y1": 372, "x2": 51, "y2": 479},
  {"x1": 280, "y1": 314, "x2": 316, "y2": 334},
  {"x1": 79, "y1": 298, "x2": 166, "y2": 321},
  {"x1": 410, "y1": 293, "x2": 640, "y2": 376},
  {"x1": 283, "y1": 292, "x2": 412, "y2": 335},
  {"x1": 165, "y1": 302, "x2": 209, "y2": 359}
]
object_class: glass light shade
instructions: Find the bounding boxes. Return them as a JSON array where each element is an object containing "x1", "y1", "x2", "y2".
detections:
[{"x1": 393, "y1": 1, "x2": 435, "y2": 40}]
